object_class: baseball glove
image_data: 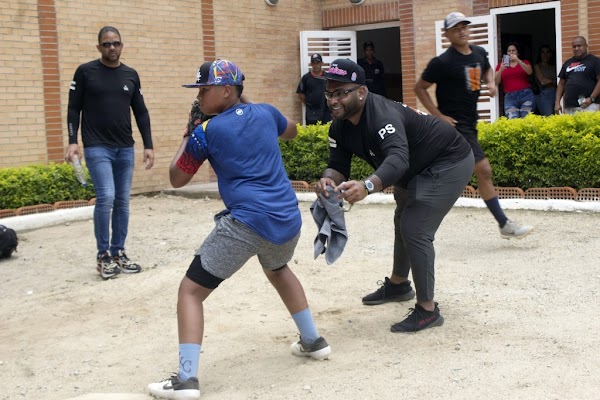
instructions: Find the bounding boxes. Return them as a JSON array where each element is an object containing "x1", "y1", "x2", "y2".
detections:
[{"x1": 185, "y1": 100, "x2": 207, "y2": 137}]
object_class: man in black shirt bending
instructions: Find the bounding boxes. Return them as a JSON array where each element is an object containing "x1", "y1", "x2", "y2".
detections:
[
  {"x1": 65, "y1": 26, "x2": 154, "y2": 279},
  {"x1": 315, "y1": 58, "x2": 474, "y2": 332}
]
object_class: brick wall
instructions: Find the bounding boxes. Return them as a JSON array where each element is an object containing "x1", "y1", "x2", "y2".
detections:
[
  {"x1": 561, "y1": 0, "x2": 580, "y2": 62},
  {"x1": 0, "y1": 1, "x2": 47, "y2": 166},
  {"x1": 1, "y1": 0, "x2": 322, "y2": 194},
  {"x1": 587, "y1": 1, "x2": 600, "y2": 55},
  {"x1": 1, "y1": 0, "x2": 595, "y2": 194}
]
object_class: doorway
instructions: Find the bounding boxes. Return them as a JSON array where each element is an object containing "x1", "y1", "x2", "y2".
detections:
[
  {"x1": 493, "y1": 2, "x2": 561, "y2": 117},
  {"x1": 356, "y1": 27, "x2": 402, "y2": 102}
]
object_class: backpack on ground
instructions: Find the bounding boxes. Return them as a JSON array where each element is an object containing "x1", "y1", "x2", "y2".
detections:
[{"x1": 0, "y1": 224, "x2": 18, "y2": 259}]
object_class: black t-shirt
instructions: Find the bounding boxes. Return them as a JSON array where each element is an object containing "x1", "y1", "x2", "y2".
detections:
[
  {"x1": 296, "y1": 72, "x2": 331, "y2": 124},
  {"x1": 327, "y1": 93, "x2": 471, "y2": 188},
  {"x1": 421, "y1": 45, "x2": 490, "y2": 131},
  {"x1": 358, "y1": 57, "x2": 386, "y2": 96},
  {"x1": 558, "y1": 54, "x2": 600, "y2": 107},
  {"x1": 67, "y1": 59, "x2": 153, "y2": 149}
]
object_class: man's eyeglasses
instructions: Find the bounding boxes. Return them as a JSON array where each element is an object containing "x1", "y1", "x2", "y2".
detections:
[
  {"x1": 101, "y1": 41, "x2": 122, "y2": 48},
  {"x1": 324, "y1": 85, "x2": 362, "y2": 100}
]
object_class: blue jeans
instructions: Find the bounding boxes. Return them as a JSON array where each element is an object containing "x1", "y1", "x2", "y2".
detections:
[
  {"x1": 504, "y1": 88, "x2": 535, "y2": 119},
  {"x1": 84, "y1": 146, "x2": 135, "y2": 256},
  {"x1": 535, "y1": 87, "x2": 556, "y2": 116}
]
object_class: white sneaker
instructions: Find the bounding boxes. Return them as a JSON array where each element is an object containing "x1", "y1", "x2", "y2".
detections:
[
  {"x1": 290, "y1": 336, "x2": 331, "y2": 360},
  {"x1": 148, "y1": 374, "x2": 200, "y2": 400},
  {"x1": 500, "y1": 220, "x2": 533, "y2": 239}
]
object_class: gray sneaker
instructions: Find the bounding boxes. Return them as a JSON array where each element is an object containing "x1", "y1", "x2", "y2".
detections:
[
  {"x1": 500, "y1": 220, "x2": 533, "y2": 239},
  {"x1": 290, "y1": 336, "x2": 331, "y2": 360},
  {"x1": 113, "y1": 250, "x2": 142, "y2": 273},
  {"x1": 147, "y1": 374, "x2": 200, "y2": 400},
  {"x1": 96, "y1": 251, "x2": 120, "y2": 280}
]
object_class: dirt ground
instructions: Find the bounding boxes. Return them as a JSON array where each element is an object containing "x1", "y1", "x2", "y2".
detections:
[{"x1": 1, "y1": 194, "x2": 599, "y2": 400}]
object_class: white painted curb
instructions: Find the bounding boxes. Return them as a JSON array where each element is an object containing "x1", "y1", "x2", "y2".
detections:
[
  {"x1": 0, "y1": 206, "x2": 94, "y2": 232},
  {"x1": 2, "y1": 193, "x2": 600, "y2": 233},
  {"x1": 296, "y1": 192, "x2": 600, "y2": 212}
]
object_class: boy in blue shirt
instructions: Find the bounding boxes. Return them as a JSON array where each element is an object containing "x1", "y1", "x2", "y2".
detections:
[{"x1": 148, "y1": 60, "x2": 331, "y2": 400}]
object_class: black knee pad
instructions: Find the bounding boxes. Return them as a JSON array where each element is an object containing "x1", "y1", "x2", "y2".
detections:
[{"x1": 185, "y1": 255, "x2": 223, "y2": 289}]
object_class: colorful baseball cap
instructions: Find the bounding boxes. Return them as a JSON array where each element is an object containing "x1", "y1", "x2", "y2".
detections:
[
  {"x1": 444, "y1": 12, "x2": 471, "y2": 30},
  {"x1": 322, "y1": 58, "x2": 366, "y2": 84},
  {"x1": 182, "y1": 59, "x2": 243, "y2": 88}
]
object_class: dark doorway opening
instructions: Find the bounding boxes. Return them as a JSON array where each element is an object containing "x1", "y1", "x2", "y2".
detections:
[
  {"x1": 356, "y1": 27, "x2": 402, "y2": 102},
  {"x1": 496, "y1": 8, "x2": 557, "y2": 116}
]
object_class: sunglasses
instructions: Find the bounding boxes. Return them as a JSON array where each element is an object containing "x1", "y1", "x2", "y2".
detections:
[
  {"x1": 100, "y1": 41, "x2": 122, "y2": 48},
  {"x1": 324, "y1": 85, "x2": 362, "y2": 100}
]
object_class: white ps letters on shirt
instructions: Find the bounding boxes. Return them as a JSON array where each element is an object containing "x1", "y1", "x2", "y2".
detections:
[{"x1": 378, "y1": 124, "x2": 396, "y2": 139}]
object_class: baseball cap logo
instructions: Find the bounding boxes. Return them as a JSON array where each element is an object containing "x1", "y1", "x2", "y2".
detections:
[
  {"x1": 328, "y1": 64, "x2": 348, "y2": 76},
  {"x1": 196, "y1": 69, "x2": 202, "y2": 83}
]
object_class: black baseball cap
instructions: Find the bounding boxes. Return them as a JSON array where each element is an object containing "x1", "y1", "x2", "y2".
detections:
[
  {"x1": 322, "y1": 58, "x2": 366, "y2": 84},
  {"x1": 310, "y1": 53, "x2": 323, "y2": 63},
  {"x1": 363, "y1": 41, "x2": 375, "y2": 50}
]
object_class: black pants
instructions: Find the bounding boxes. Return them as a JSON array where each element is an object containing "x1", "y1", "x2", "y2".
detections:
[{"x1": 392, "y1": 151, "x2": 474, "y2": 302}]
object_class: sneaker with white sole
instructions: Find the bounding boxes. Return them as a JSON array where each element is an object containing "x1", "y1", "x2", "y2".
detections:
[
  {"x1": 500, "y1": 220, "x2": 533, "y2": 239},
  {"x1": 290, "y1": 336, "x2": 331, "y2": 360},
  {"x1": 147, "y1": 374, "x2": 200, "y2": 400},
  {"x1": 112, "y1": 250, "x2": 142, "y2": 273},
  {"x1": 96, "y1": 251, "x2": 120, "y2": 280}
]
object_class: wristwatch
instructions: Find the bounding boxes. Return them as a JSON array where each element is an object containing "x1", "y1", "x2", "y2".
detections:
[
  {"x1": 363, "y1": 179, "x2": 375, "y2": 194},
  {"x1": 590, "y1": 96, "x2": 596, "y2": 103}
]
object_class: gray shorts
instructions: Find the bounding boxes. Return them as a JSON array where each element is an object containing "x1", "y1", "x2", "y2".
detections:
[{"x1": 195, "y1": 213, "x2": 300, "y2": 280}]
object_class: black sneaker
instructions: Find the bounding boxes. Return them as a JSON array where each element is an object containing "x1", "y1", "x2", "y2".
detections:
[
  {"x1": 113, "y1": 250, "x2": 142, "y2": 273},
  {"x1": 290, "y1": 336, "x2": 332, "y2": 360},
  {"x1": 147, "y1": 374, "x2": 200, "y2": 400},
  {"x1": 96, "y1": 251, "x2": 120, "y2": 280},
  {"x1": 390, "y1": 302, "x2": 444, "y2": 333},
  {"x1": 362, "y1": 277, "x2": 416, "y2": 305}
]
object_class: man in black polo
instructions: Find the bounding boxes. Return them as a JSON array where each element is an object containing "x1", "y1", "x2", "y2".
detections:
[
  {"x1": 358, "y1": 41, "x2": 386, "y2": 97},
  {"x1": 296, "y1": 53, "x2": 332, "y2": 125}
]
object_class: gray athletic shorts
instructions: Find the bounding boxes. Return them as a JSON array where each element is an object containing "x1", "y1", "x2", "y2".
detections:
[{"x1": 195, "y1": 213, "x2": 300, "y2": 280}]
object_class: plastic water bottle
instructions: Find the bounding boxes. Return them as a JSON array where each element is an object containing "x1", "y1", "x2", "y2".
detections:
[{"x1": 71, "y1": 155, "x2": 88, "y2": 186}]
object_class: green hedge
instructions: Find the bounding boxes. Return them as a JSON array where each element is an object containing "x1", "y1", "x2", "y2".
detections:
[
  {"x1": 281, "y1": 112, "x2": 600, "y2": 190},
  {"x1": 477, "y1": 112, "x2": 600, "y2": 190},
  {"x1": 0, "y1": 162, "x2": 95, "y2": 209},
  {"x1": 280, "y1": 122, "x2": 373, "y2": 184},
  {"x1": 2, "y1": 113, "x2": 599, "y2": 209}
]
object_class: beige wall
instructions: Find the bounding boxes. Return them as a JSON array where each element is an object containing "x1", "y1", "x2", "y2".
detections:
[
  {"x1": 212, "y1": 0, "x2": 322, "y2": 126},
  {"x1": 3, "y1": 0, "x2": 597, "y2": 196},
  {"x1": 412, "y1": 2, "x2": 476, "y2": 111},
  {"x1": 0, "y1": 0, "x2": 324, "y2": 194},
  {"x1": 0, "y1": 0, "x2": 47, "y2": 166}
]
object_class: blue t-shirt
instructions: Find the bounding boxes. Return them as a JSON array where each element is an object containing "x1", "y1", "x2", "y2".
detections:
[{"x1": 183, "y1": 103, "x2": 301, "y2": 244}]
